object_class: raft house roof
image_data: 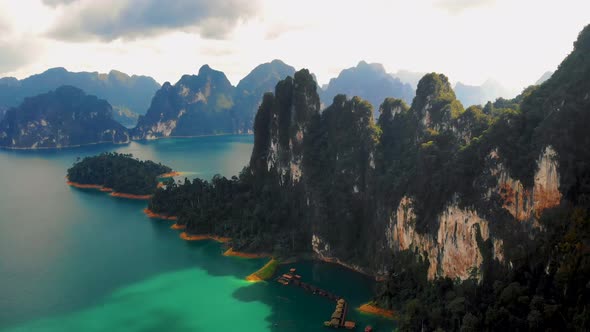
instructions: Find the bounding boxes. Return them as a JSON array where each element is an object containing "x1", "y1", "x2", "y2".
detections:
[{"x1": 344, "y1": 321, "x2": 356, "y2": 329}]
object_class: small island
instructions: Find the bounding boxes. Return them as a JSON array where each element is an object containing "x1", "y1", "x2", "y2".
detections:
[{"x1": 67, "y1": 152, "x2": 172, "y2": 197}]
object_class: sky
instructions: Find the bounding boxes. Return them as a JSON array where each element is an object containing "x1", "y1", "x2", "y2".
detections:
[{"x1": 0, "y1": 0, "x2": 588, "y2": 93}]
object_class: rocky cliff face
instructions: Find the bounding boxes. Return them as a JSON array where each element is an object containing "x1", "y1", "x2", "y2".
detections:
[
  {"x1": 250, "y1": 69, "x2": 320, "y2": 185},
  {"x1": 0, "y1": 86, "x2": 129, "y2": 148},
  {"x1": 387, "y1": 196, "x2": 501, "y2": 280},
  {"x1": 493, "y1": 146, "x2": 562, "y2": 222},
  {"x1": 148, "y1": 26, "x2": 590, "y2": 329},
  {"x1": 132, "y1": 65, "x2": 235, "y2": 139},
  {"x1": 155, "y1": 26, "x2": 590, "y2": 286},
  {"x1": 383, "y1": 145, "x2": 561, "y2": 281},
  {"x1": 243, "y1": 67, "x2": 569, "y2": 282}
]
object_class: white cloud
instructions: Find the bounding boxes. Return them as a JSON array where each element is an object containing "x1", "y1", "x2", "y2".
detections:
[
  {"x1": 46, "y1": 0, "x2": 262, "y2": 41},
  {"x1": 0, "y1": 39, "x2": 39, "y2": 75},
  {"x1": 435, "y1": 0, "x2": 496, "y2": 14},
  {"x1": 41, "y1": 0, "x2": 77, "y2": 7},
  {"x1": 0, "y1": 0, "x2": 588, "y2": 95}
]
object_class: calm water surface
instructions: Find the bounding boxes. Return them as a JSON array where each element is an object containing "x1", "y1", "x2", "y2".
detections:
[{"x1": 0, "y1": 136, "x2": 394, "y2": 331}]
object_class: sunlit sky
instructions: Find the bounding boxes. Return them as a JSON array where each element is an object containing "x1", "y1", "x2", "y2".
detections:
[{"x1": 0, "y1": 0, "x2": 588, "y2": 92}]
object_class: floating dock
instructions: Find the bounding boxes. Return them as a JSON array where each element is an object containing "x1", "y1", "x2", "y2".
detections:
[
  {"x1": 277, "y1": 268, "x2": 356, "y2": 329},
  {"x1": 323, "y1": 298, "x2": 356, "y2": 329}
]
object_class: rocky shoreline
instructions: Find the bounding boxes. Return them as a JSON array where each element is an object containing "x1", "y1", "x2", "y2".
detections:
[
  {"x1": 179, "y1": 232, "x2": 231, "y2": 243},
  {"x1": 67, "y1": 180, "x2": 152, "y2": 200},
  {"x1": 357, "y1": 302, "x2": 396, "y2": 319},
  {"x1": 143, "y1": 208, "x2": 178, "y2": 220}
]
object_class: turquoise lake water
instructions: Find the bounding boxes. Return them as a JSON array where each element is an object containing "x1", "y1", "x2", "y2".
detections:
[{"x1": 0, "y1": 135, "x2": 394, "y2": 331}]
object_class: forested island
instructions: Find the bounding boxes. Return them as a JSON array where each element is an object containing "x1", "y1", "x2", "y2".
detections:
[
  {"x1": 67, "y1": 152, "x2": 171, "y2": 196},
  {"x1": 145, "y1": 26, "x2": 590, "y2": 331},
  {"x1": 0, "y1": 86, "x2": 130, "y2": 149}
]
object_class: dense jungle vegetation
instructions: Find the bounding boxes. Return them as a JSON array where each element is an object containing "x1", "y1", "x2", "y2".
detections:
[{"x1": 67, "y1": 152, "x2": 171, "y2": 195}]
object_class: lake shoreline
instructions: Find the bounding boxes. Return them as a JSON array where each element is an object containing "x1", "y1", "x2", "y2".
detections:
[
  {"x1": 179, "y1": 232, "x2": 231, "y2": 243},
  {"x1": 358, "y1": 302, "x2": 396, "y2": 320},
  {"x1": 143, "y1": 208, "x2": 178, "y2": 220},
  {"x1": 167, "y1": 225, "x2": 389, "y2": 283},
  {"x1": 0, "y1": 140, "x2": 130, "y2": 151},
  {"x1": 245, "y1": 258, "x2": 278, "y2": 282},
  {"x1": 132, "y1": 133, "x2": 253, "y2": 142},
  {"x1": 223, "y1": 248, "x2": 271, "y2": 259},
  {"x1": 110, "y1": 192, "x2": 152, "y2": 200},
  {"x1": 0, "y1": 133, "x2": 254, "y2": 151},
  {"x1": 67, "y1": 180, "x2": 152, "y2": 200}
]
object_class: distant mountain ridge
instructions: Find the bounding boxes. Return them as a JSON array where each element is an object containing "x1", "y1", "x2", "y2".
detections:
[
  {"x1": 233, "y1": 60, "x2": 296, "y2": 132},
  {"x1": 454, "y1": 79, "x2": 515, "y2": 107},
  {"x1": 132, "y1": 60, "x2": 296, "y2": 139},
  {"x1": 320, "y1": 61, "x2": 414, "y2": 114},
  {"x1": 535, "y1": 70, "x2": 554, "y2": 85},
  {"x1": 0, "y1": 60, "x2": 537, "y2": 146},
  {"x1": 0, "y1": 68, "x2": 160, "y2": 127},
  {"x1": 392, "y1": 69, "x2": 426, "y2": 89}
]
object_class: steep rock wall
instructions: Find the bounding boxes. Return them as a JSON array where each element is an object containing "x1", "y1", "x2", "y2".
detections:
[
  {"x1": 494, "y1": 146, "x2": 562, "y2": 222},
  {"x1": 387, "y1": 196, "x2": 502, "y2": 280},
  {"x1": 381, "y1": 146, "x2": 561, "y2": 281}
]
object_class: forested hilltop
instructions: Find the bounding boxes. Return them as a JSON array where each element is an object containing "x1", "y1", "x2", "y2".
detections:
[
  {"x1": 67, "y1": 152, "x2": 171, "y2": 195},
  {"x1": 0, "y1": 86, "x2": 129, "y2": 148},
  {"x1": 149, "y1": 25, "x2": 590, "y2": 331}
]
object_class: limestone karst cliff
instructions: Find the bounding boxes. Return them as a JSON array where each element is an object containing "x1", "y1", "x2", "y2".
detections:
[
  {"x1": 133, "y1": 60, "x2": 296, "y2": 139},
  {"x1": 132, "y1": 65, "x2": 235, "y2": 139},
  {"x1": 144, "y1": 24, "x2": 590, "y2": 331}
]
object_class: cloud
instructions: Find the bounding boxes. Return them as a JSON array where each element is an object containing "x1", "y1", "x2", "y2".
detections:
[
  {"x1": 0, "y1": 39, "x2": 38, "y2": 74},
  {"x1": 0, "y1": 8, "x2": 11, "y2": 33},
  {"x1": 265, "y1": 22, "x2": 311, "y2": 40},
  {"x1": 42, "y1": 0, "x2": 78, "y2": 7},
  {"x1": 47, "y1": 0, "x2": 261, "y2": 42},
  {"x1": 199, "y1": 45, "x2": 236, "y2": 57},
  {"x1": 435, "y1": 0, "x2": 496, "y2": 14}
]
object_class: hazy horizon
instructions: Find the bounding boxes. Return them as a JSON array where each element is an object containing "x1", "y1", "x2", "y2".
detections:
[{"x1": 0, "y1": 0, "x2": 588, "y2": 93}]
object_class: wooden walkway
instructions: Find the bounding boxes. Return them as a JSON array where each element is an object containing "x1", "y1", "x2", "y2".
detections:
[
  {"x1": 276, "y1": 269, "x2": 342, "y2": 302},
  {"x1": 276, "y1": 268, "x2": 356, "y2": 329}
]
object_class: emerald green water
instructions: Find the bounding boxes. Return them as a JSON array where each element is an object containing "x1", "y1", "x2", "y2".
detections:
[{"x1": 0, "y1": 136, "x2": 394, "y2": 331}]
